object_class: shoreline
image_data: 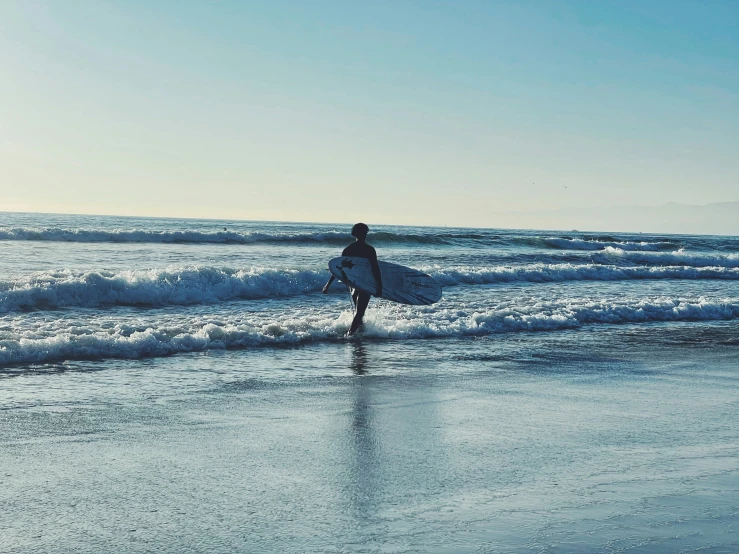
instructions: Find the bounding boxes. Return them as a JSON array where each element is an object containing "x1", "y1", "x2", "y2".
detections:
[{"x1": 2, "y1": 336, "x2": 738, "y2": 552}]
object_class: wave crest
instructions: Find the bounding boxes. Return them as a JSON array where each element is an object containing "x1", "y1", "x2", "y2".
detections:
[
  {"x1": 0, "y1": 227, "x2": 353, "y2": 245},
  {"x1": 0, "y1": 227, "x2": 480, "y2": 246},
  {"x1": 430, "y1": 264, "x2": 739, "y2": 286},
  {"x1": 0, "y1": 267, "x2": 327, "y2": 312},
  {"x1": 599, "y1": 247, "x2": 739, "y2": 268},
  {"x1": 4, "y1": 263, "x2": 739, "y2": 313},
  {"x1": 519, "y1": 237, "x2": 679, "y2": 251},
  {"x1": 2, "y1": 296, "x2": 738, "y2": 366}
]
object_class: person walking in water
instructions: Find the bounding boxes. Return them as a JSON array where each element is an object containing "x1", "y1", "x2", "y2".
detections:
[{"x1": 323, "y1": 223, "x2": 383, "y2": 336}]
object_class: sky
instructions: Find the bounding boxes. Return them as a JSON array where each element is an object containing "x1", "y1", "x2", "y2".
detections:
[{"x1": 1, "y1": 0, "x2": 738, "y2": 227}]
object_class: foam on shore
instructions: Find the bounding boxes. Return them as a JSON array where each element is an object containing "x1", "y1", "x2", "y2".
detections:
[{"x1": 2, "y1": 295, "x2": 738, "y2": 365}]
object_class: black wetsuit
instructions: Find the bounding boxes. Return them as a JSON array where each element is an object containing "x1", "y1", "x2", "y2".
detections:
[{"x1": 342, "y1": 241, "x2": 382, "y2": 335}]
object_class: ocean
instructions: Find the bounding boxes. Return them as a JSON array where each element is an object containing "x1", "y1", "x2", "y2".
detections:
[{"x1": 1, "y1": 212, "x2": 738, "y2": 553}]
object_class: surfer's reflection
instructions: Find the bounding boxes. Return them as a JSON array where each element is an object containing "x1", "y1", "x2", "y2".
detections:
[
  {"x1": 350, "y1": 339, "x2": 368, "y2": 375},
  {"x1": 347, "y1": 340, "x2": 379, "y2": 521}
]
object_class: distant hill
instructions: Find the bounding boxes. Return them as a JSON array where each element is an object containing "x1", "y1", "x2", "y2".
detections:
[{"x1": 490, "y1": 201, "x2": 739, "y2": 236}]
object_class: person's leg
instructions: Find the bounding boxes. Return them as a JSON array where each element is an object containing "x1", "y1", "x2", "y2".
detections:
[{"x1": 348, "y1": 291, "x2": 371, "y2": 335}]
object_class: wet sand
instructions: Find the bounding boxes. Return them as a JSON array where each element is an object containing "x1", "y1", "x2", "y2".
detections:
[{"x1": 2, "y1": 337, "x2": 738, "y2": 553}]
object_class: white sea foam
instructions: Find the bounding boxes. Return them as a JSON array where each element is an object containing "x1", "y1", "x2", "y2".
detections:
[
  {"x1": 0, "y1": 267, "x2": 327, "y2": 312},
  {"x1": 429, "y1": 264, "x2": 739, "y2": 286},
  {"x1": 3, "y1": 263, "x2": 739, "y2": 312},
  {"x1": 599, "y1": 247, "x2": 739, "y2": 268},
  {"x1": 542, "y1": 237, "x2": 676, "y2": 251},
  {"x1": 1, "y1": 296, "x2": 737, "y2": 365}
]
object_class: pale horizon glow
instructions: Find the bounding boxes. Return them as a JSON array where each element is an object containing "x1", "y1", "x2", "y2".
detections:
[{"x1": 1, "y1": 1, "x2": 738, "y2": 230}]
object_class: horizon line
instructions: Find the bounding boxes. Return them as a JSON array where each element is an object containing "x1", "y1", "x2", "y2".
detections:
[{"x1": 2, "y1": 205, "x2": 738, "y2": 238}]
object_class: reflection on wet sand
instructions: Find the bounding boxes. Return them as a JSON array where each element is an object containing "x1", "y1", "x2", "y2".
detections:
[
  {"x1": 350, "y1": 339, "x2": 368, "y2": 376},
  {"x1": 347, "y1": 340, "x2": 379, "y2": 524}
]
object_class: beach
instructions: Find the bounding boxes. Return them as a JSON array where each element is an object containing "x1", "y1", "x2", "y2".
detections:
[
  {"x1": 1, "y1": 213, "x2": 738, "y2": 552},
  {"x1": 3, "y1": 333, "x2": 738, "y2": 552}
]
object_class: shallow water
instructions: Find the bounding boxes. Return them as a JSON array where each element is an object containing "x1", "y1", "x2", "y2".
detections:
[{"x1": 1, "y1": 213, "x2": 738, "y2": 552}]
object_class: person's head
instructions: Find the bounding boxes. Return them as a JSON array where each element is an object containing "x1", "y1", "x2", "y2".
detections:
[{"x1": 351, "y1": 222, "x2": 369, "y2": 240}]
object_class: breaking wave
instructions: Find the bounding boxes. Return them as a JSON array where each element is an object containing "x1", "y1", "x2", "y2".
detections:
[
  {"x1": 0, "y1": 227, "x2": 353, "y2": 245},
  {"x1": 0, "y1": 267, "x2": 328, "y2": 312},
  {"x1": 4, "y1": 263, "x2": 739, "y2": 313},
  {"x1": 0, "y1": 226, "x2": 691, "y2": 250},
  {"x1": 430, "y1": 264, "x2": 739, "y2": 286},
  {"x1": 2, "y1": 296, "x2": 738, "y2": 366},
  {"x1": 598, "y1": 247, "x2": 739, "y2": 268},
  {"x1": 519, "y1": 237, "x2": 680, "y2": 251},
  {"x1": 0, "y1": 227, "x2": 484, "y2": 246}
]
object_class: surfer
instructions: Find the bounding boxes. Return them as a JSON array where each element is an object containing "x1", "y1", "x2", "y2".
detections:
[{"x1": 323, "y1": 223, "x2": 383, "y2": 335}]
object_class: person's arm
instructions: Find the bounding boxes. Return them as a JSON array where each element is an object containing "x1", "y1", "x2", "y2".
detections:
[
  {"x1": 325, "y1": 243, "x2": 351, "y2": 294},
  {"x1": 370, "y1": 250, "x2": 383, "y2": 297},
  {"x1": 323, "y1": 274, "x2": 335, "y2": 294}
]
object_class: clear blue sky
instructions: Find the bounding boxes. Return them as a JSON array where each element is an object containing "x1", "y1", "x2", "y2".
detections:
[{"x1": 1, "y1": 0, "x2": 737, "y2": 225}]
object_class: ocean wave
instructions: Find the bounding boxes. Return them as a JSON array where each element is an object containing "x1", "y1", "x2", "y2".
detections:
[
  {"x1": 0, "y1": 227, "x2": 353, "y2": 245},
  {"x1": 429, "y1": 264, "x2": 739, "y2": 286},
  {"x1": 0, "y1": 227, "x2": 479, "y2": 246},
  {"x1": 4, "y1": 225, "x2": 739, "y2": 255},
  {"x1": 598, "y1": 247, "x2": 739, "y2": 268},
  {"x1": 518, "y1": 237, "x2": 679, "y2": 251},
  {"x1": 0, "y1": 267, "x2": 327, "y2": 312},
  {"x1": 2, "y1": 296, "x2": 738, "y2": 366},
  {"x1": 4, "y1": 263, "x2": 739, "y2": 313}
]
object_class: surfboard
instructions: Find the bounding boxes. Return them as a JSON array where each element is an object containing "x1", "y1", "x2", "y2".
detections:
[{"x1": 328, "y1": 256, "x2": 442, "y2": 306}]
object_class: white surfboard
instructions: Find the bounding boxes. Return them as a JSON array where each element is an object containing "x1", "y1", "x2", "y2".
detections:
[{"x1": 329, "y1": 256, "x2": 442, "y2": 306}]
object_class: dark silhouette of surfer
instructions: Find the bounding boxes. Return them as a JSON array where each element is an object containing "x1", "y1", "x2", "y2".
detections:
[{"x1": 323, "y1": 223, "x2": 383, "y2": 336}]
